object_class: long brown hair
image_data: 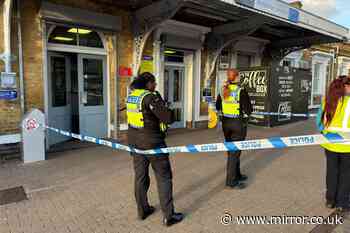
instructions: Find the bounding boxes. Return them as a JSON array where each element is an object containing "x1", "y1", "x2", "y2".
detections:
[
  {"x1": 323, "y1": 76, "x2": 347, "y2": 126},
  {"x1": 223, "y1": 69, "x2": 239, "y2": 99}
]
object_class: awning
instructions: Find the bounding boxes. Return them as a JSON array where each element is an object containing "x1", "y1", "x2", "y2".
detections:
[
  {"x1": 168, "y1": 0, "x2": 349, "y2": 49},
  {"x1": 40, "y1": 1, "x2": 122, "y2": 32}
]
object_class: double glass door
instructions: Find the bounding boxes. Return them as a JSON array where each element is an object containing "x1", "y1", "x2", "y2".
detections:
[
  {"x1": 164, "y1": 66, "x2": 185, "y2": 128},
  {"x1": 48, "y1": 52, "x2": 107, "y2": 146}
]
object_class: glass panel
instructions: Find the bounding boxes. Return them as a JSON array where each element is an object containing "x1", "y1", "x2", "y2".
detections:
[
  {"x1": 48, "y1": 26, "x2": 103, "y2": 48},
  {"x1": 83, "y1": 58, "x2": 104, "y2": 106},
  {"x1": 173, "y1": 70, "x2": 182, "y2": 102},
  {"x1": 164, "y1": 69, "x2": 169, "y2": 102},
  {"x1": 79, "y1": 30, "x2": 104, "y2": 48},
  {"x1": 48, "y1": 26, "x2": 77, "y2": 46},
  {"x1": 164, "y1": 49, "x2": 184, "y2": 63},
  {"x1": 237, "y1": 53, "x2": 251, "y2": 69},
  {"x1": 51, "y1": 57, "x2": 67, "y2": 107},
  {"x1": 173, "y1": 108, "x2": 182, "y2": 122},
  {"x1": 313, "y1": 63, "x2": 321, "y2": 93}
]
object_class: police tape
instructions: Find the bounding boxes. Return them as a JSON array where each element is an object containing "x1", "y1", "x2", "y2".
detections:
[
  {"x1": 45, "y1": 126, "x2": 350, "y2": 155},
  {"x1": 252, "y1": 112, "x2": 317, "y2": 118}
]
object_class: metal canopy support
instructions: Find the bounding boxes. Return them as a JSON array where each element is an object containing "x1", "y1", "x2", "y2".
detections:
[
  {"x1": 204, "y1": 18, "x2": 266, "y2": 86},
  {"x1": 132, "y1": 0, "x2": 184, "y2": 75},
  {"x1": 264, "y1": 34, "x2": 345, "y2": 62}
]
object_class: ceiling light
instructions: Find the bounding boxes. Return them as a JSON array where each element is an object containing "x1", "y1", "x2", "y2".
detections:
[
  {"x1": 68, "y1": 28, "x2": 92, "y2": 34},
  {"x1": 53, "y1": 36, "x2": 74, "y2": 41},
  {"x1": 165, "y1": 50, "x2": 176, "y2": 54}
]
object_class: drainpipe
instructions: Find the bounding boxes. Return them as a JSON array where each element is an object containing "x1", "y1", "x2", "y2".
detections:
[
  {"x1": 17, "y1": 0, "x2": 25, "y2": 114},
  {"x1": 3, "y1": 0, "x2": 13, "y2": 73}
]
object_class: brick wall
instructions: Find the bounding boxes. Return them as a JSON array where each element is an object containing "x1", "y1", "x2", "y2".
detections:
[
  {"x1": 0, "y1": 0, "x2": 136, "y2": 138},
  {"x1": 0, "y1": 2, "x2": 21, "y2": 135}
]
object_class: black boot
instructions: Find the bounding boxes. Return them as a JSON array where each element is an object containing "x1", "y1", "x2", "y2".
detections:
[
  {"x1": 138, "y1": 206, "x2": 155, "y2": 220},
  {"x1": 325, "y1": 200, "x2": 335, "y2": 209},
  {"x1": 163, "y1": 213, "x2": 184, "y2": 227},
  {"x1": 226, "y1": 180, "x2": 246, "y2": 190}
]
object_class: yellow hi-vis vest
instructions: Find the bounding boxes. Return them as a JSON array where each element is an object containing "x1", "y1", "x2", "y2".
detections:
[
  {"x1": 126, "y1": 89, "x2": 168, "y2": 132},
  {"x1": 222, "y1": 84, "x2": 241, "y2": 118},
  {"x1": 321, "y1": 96, "x2": 350, "y2": 153}
]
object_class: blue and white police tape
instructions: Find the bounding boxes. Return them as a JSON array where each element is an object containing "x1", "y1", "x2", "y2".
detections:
[
  {"x1": 45, "y1": 126, "x2": 350, "y2": 155},
  {"x1": 252, "y1": 112, "x2": 317, "y2": 118}
]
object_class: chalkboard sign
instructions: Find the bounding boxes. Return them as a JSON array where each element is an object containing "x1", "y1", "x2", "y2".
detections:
[
  {"x1": 269, "y1": 64, "x2": 311, "y2": 127},
  {"x1": 239, "y1": 65, "x2": 312, "y2": 127},
  {"x1": 239, "y1": 68, "x2": 269, "y2": 126}
]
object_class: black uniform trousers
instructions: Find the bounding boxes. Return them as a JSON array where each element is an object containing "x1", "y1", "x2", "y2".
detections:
[
  {"x1": 325, "y1": 149, "x2": 350, "y2": 208},
  {"x1": 222, "y1": 118, "x2": 247, "y2": 186},
  {"x1": 132, "y1": 151, "x2": 174, "y2": 219}
]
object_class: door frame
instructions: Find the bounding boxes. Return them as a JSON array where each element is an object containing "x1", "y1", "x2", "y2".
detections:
[
  {"x1": 43, "y1": 22, "x2": 109, "y2": 148},
  {"x1": 164, "y1": 63, "x2": 186, "y2": 128}
]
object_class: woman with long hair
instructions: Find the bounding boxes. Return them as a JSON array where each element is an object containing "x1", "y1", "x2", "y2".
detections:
[
  {"x1": 216, "y1": 69, "x2": 252, "y2": 189},
  {"x1": 317, "y1": 75, "x2": 350, "y2": 212}
]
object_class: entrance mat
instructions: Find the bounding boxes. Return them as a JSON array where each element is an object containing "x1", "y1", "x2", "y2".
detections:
[{"x1": 0, "y1": 186, "x2": 27, "y2": 206}]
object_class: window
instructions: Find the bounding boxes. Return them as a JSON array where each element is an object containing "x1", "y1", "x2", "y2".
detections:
[
  {"x1": 313, "y1": 63, "x2": 322, "y2": 94},
  {"x1": 312, "y1": 62, "x2": 323, "y2": 106},
  {"x1": 51, "y1": 57, "x2": 67, "y2": 107},
  {"x1": 82, "y1": 58, "x2": 104, "y2": 106},
  {"x1": 164, "y1": 49, "x2": 184, "y2": 63},
  {"x1": 237, "y1": 53, "x2": 252, "y2": 69},
  {"x1": 48, "y1": 26, "x2": 104, "y2": 48},
  {"x1": 338, "y1": 62, "x2": 350, "y2": 76}
]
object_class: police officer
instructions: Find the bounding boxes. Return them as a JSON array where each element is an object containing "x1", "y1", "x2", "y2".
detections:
[
  {"x1": 317, "y1": 76, "x2": 350, "y2": 212},
  {"x1": 127, "y1": 72, "x2": 184, "y2": 226},
  {"x1": 216, "y1": 69, "x2": 252, "y2": 189}
]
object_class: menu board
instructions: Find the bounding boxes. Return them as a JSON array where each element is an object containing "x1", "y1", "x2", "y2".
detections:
[
  {"x1": 269, "y1": 65, "x2": 311, "y2": 126},
  {"x1": 239, "y1": 68, "x2": 269, "y2": 126},
  {"x1": 238, "y1": 65, "x2": 311, "y2": 127}
]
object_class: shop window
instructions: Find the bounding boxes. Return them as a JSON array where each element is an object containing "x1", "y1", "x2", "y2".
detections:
[{"x1": 48, "y1": 26, "x2": 104, "y2": 48}]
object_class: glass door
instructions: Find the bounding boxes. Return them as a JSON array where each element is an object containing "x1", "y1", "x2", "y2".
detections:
[
  {"x1": 78, "y1": 54, "x2": 107, "y2": 138},
  {"x1": 47, "y1": 52, "x2": 72, "y2": 146},
  {"x1": 164, "y1": 66, "x2": 185, "y2": 128}
]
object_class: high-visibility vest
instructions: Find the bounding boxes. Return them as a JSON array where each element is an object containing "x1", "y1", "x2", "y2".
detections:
[
  {"x1": 126, "y1": 89, "x2": 168, "y2": 132},
  {"x1": 321, "y1": 96, "x2": 350, "y2": 153},
  {"x1": 221, "y1": 84, "x2": 241, "y2": 118}
]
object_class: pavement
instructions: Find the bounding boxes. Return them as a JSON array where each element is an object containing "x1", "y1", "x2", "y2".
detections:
[{"x1": 0, "y1": 119, "x2": 349, "y2": 233}]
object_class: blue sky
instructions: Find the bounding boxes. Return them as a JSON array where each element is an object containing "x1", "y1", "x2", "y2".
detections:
[
  {"x1": 330, "y1": 0, "x2": 350, "y2": 28},
  {"x1": 285, "y1": 0, "x2": 350, "y2": 28}
]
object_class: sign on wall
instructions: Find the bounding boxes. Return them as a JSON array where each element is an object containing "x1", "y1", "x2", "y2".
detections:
[
  {"x1": 1, "y1": 72, "x2": 17, "y2": 89},
  {"x1": 235, "y1": 0, "x2": 300, "y2": 23},
  {"x1": 0, "y1": 90, "x2": 17, "y2": 100},
  {"x1": 140, "y1": 55, "x2": 154, "y2": 74}
]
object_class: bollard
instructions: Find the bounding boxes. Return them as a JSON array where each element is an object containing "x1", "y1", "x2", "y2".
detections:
[{"x1": 21, "y1": 109, "x2": 45, "y2": 163}]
